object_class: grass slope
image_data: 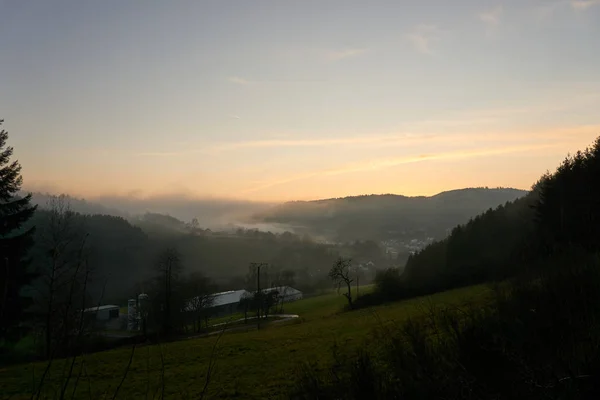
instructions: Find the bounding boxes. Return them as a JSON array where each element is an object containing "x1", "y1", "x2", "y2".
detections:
[{"x1": 0, "y1": 285, "x2": 490, "y2": 400}]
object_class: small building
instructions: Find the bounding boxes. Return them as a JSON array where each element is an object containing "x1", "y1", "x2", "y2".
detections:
[{"x1": 83, "y1": 305, "x2": 120, "y2": 321}]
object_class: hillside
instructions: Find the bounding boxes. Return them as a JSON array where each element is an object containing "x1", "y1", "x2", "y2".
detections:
[
  {"x1": 250, "y1": 188, "x2": 528, "y2": 243},
  {"x1": 0, "y1": 285, "x2": 489, "y2": 399}
]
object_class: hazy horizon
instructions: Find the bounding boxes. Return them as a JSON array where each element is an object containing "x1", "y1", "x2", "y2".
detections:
[
  {"x1": 3, "y1": 1, "x2": 600, "y2": 202},
  {"x1": 24, "y1": 185, "x2": 529, "y2": 205}
]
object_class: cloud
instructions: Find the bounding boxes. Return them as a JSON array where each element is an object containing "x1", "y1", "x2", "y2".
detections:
[
  {"x1": 479, "y1": 5, "x2": 503, "y2": 26},
  {"x1": 327, "y1": 48, "x2": 368, "y2": 61},
  {"x1": 133, "y1": 89, "x2": 600, "y2": 158},
  {"x1": 571, "y1": 0, "x2": 600, "y2": 10},
  {"x1": 532, "y1": 2, "x2": 566, "y2": 22},
  {"x1": 479, "y1": 5, "x2": 503, "y2": 36},
  {"x1": 241, "y1": 142, "x2": 571, "y2": 194},
  {"x1": 212, "y1": 134, "x2": 422, "y2": 151},
  {"x1": 133, "y1": 133, "x2": 452, "y2": 158},
  {"x1": 229, "y1": 114, "x2": 241, "y2": 119},
  {"x1": 535, "y1": 0, "x2": 599, "y2": 20},
  {"x1": 406, "y1": 25, "x2": 441, "y2": 55},
  {"x1": 135, "y1": 119, "x2": 600, "y2": 158},
  {"x1": 228, "y1": 76, "x2": 254, "y2": 85}
]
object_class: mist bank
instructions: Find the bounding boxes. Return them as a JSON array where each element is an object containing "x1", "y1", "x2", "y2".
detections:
[{"x1": 25, "y1": 191, "x2": 278, "y2": 231}]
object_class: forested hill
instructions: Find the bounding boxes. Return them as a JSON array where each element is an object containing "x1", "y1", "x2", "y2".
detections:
[
  {"x1": 376, "y1": 136, "x2": 600, "y2": 301},
  {"x1": 250, "y1": 188, "x2": 528, "y2": 242},
  {"x1": 27, "y1": 192, "x2": 127, "y2": 218}
]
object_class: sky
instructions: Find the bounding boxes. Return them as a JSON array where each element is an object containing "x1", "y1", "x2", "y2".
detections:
[{"x1": 1, "y1": 0, "x2": 600, "y2": 202}]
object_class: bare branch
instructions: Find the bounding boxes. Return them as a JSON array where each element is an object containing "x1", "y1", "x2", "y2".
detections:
[
  {"x1": 199, "y1": 323, "x2": 227, "y2": 400},
  {"x1": 111, "y1": 344, "x2": 137, "y2": 400}
]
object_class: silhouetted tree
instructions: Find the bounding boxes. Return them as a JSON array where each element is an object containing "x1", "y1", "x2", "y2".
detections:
[
  {"x1": 155, "y1": 247, "x2": 182, "y2": 336},
  {"x1": 182, "y1": 271, "x2": 215, "y2": 332},
  {"x1": 328, "y1": 257, "x2": 354, "y2": 309},
  {"x1": 34, "y1": 195, "x2": 89, "y2": 357},
  {"x1": 0, "y1": 120, "x2": 37, "y2": 342}
]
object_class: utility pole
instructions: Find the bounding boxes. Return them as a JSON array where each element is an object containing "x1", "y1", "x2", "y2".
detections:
[
  {"x1": 250, "y1": 262, "x2": 268, "y2": 331},
  {"x1": 356, "y1": 275, "x2": 359, "y2": 299},
  {"x1": 257, "y1": 263, "x2": 261, "y2": 330}
]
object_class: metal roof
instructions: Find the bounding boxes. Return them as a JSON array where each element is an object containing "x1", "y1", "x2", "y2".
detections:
[
  {"x1": 262, "y1": 286, "x2": 302, "y2": 295},
  {"x1": 84, "y1": 305, "x2": 120, "y2": 313},
  {"x1": 186, "y1": 287, "x2": 301, "y2": 311},
  {"x1": 210, "y1": 289, "x2": 251, "y2": 307}
]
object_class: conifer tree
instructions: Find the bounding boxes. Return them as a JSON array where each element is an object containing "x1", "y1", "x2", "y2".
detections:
[{"x1": 0, "y1": 120, "x2": 37, "y2": 341}]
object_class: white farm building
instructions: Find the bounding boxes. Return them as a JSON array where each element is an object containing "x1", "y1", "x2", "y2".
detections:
[
  {"x1": 83, "y1": 305, "x2": 120, "y2": 321},
  {"x1": 199, "y1": 289, "x2": 251, "y2": 317},
  {"x1": 185, "y1": 286, "x2": 303, "y2": 318},
  {"x1": 262, "y1": 286, "x2": 303, "y2": 302}
]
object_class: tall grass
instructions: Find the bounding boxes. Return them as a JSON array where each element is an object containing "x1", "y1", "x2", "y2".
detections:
[{"x1": 291, "y1": 254, "x2": 600, "y2": 399}]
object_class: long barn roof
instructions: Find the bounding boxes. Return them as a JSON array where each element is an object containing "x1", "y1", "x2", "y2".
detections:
[{"x1": 211, "y1": 289, "x2": 251, "y2": 307}]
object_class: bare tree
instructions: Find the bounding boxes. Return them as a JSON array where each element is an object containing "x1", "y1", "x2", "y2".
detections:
[
  {"x1": 155, "y1": 247, "x2": 182, "y2": 336},
  {"x1": 182, "y1": 272, "x2": 215, "y2": 332},
  {"x1": 328, "y1": 257, "x2": 354, "y2": 309},
  {"x1": 34, "y1": 195, "x2": 89, "y2": 358}
]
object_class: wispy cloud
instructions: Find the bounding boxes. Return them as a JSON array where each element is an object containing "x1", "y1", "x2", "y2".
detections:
[
  {"x1": 534, "y1": 0, "x2": 599, "y2": 20},
  {"x1": 406, "y1": 25, "x2": 442, "y2": 55},
  {"x1": 229, "y1": 114, "x2": 241, "y2": 119},
  {"x1": 133, "y1": 89, "x2": 600, "y2": 158},
  {"x1": 133, "y1": 133, "x2": 451, "y2": 157},
  {"x1": 241, "y1": 142, "x2": 570, "y2": 194},
  {"x1": 212, "y1": 134, "x2": 422, "y2": 151},
  {"x1": 228, "y1": 76, "x2": 254, "y2": 85},
  {"x1": 479, "y1": 5, "x2": 503, "y2": 26},
  {"x1": 479, "y1": 5, "x2": 503, "y2": 36},
  {"x1": 571, "y1": 0, "x2": 600, "y2": 10},
  {"x1": 327, "y1": 48, "x2": 368, "y2": 61},
  {"x1": 134, "y1": 118, "x2": 600, "y2": 158},
  {"x1": 533, "y1": 1, "x2": 565, "y2": 22}
]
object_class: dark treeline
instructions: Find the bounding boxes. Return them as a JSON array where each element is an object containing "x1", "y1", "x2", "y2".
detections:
[
  {"x1": 356, "y1": 138, "x2": 600, "y2": 306},
  {"x1": 399, "y1": 192, "x2": 538, "y2": 295},
  {"x1": 295, "y1": 137, "x2": 600, "y2": 399}
]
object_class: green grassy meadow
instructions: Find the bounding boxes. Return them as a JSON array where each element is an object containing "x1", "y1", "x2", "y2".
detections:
[{"x1": 0, "y1": 285, "x2": 490, "y2": 400}]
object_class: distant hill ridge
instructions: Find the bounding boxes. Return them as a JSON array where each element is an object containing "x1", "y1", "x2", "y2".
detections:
[
  {"x1": 279, "y1": 187, "x2": 526, "y2": 204},
  {"x1": 251, "y1": 187, "x2": 529, "y2": 242},
  {"x1": 22, "y1": 188, "x2": 528, "y2": 243}
]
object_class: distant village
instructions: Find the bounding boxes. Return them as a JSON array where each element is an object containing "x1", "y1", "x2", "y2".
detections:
[{"x1": 380, "y1": 237, "x2": 436, "y2": 257}]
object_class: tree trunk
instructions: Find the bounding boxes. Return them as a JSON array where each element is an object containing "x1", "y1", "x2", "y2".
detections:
[
  {"x1": 45, "y1": 260, "x2": 57, "y2": 359},
  {"x1": 345, "y1": 280, "x2": 353, "y2": 309}
]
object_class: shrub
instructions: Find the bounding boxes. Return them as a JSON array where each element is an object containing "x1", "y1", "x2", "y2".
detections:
[{"x1": 291, "y1": 255, "x2": 600, "y2": 399}]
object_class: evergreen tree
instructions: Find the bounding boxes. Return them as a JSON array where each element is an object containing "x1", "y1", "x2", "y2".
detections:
[{"x1": 0, "y1": 120, "x2": 37, "y2": 342}]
